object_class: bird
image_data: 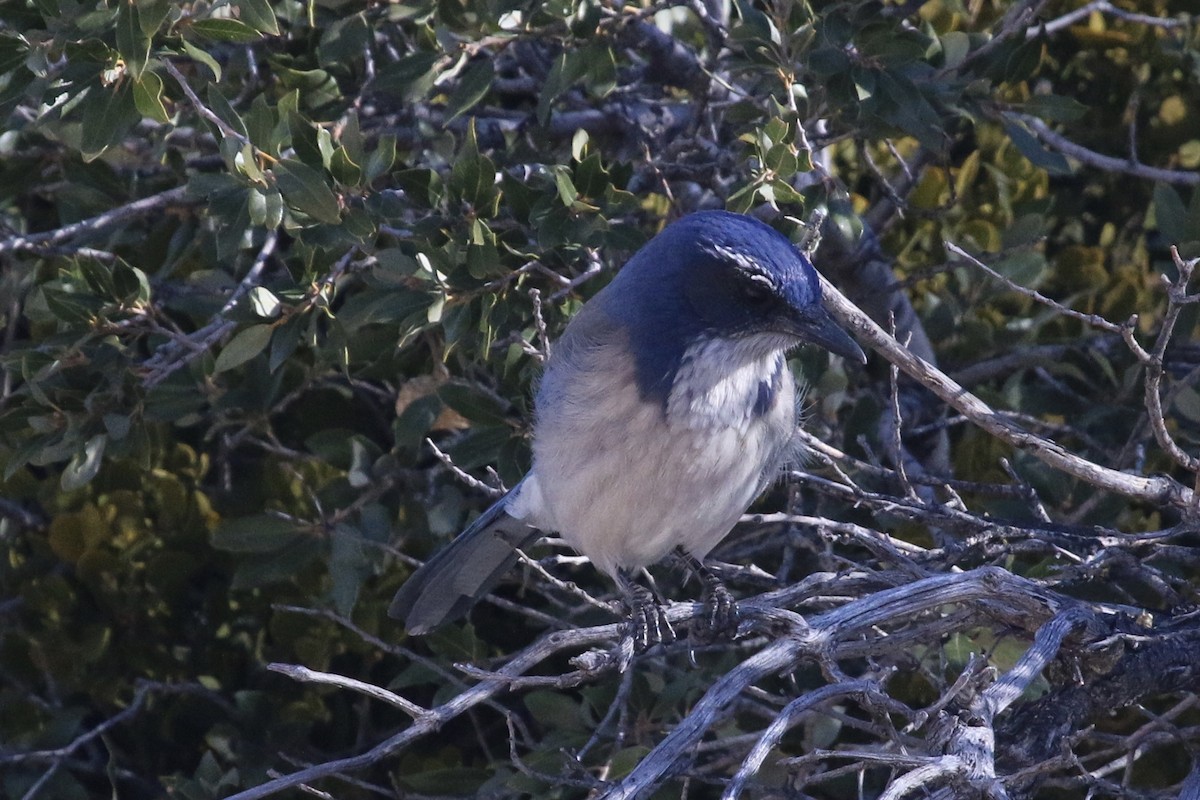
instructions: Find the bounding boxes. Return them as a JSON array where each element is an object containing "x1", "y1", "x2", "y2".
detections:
[{"x1": 389, "y1": 210, "x2": 865, "y2": 647}]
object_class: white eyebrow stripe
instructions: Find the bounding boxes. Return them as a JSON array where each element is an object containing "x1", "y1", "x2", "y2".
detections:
[
  {"x1": 743, "y1": 271, "x2": 775, "y2": 289},
  {"x1": 708, "y1": 243, "x2": 778, "y2": 290}
]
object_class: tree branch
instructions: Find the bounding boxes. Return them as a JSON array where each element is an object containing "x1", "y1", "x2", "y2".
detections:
[
  {"x1": 1015, "y1": 114, "x2": 1200, "y2": 187},
  {"x1": 819, "y1": 275, "x2": 1196, "y2": 512},
  {"x1": 0, "y1": 187, "x2": 192, "y2": 256}
]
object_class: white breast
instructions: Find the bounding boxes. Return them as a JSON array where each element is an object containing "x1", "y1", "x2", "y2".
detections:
[{"x1": 520, "y1": 333, "x2": 797, "y2": 577}]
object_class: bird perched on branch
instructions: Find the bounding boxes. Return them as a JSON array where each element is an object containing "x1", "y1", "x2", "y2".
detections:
[{"x1": 390, "y1": 210, "x2": 865, "y2": 647}]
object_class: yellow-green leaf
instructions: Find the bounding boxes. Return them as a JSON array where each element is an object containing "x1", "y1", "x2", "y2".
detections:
[
  {"x1": 190, "y1": 18, "x2": 262, "y2": 43},
  {"x1": 133, "y1": 71, "x2": 169, "y2": 123}
]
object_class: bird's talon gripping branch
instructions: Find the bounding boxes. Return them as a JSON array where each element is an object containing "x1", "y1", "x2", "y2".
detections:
[
  {"x1": 674, "y1": 549, "x2": 740, "y2": 643},
  {"x1": 698, "y1": 578, "x2": 739, "y2": 643},
  {"x1": 634, "y1": 598, "x2": 676, "y2": 651},
  {"x1": 620, "y1": 573, "x2": 675, "y2": 651}
]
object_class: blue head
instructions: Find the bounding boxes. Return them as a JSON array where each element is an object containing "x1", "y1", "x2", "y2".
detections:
[{"x1": 601, "y1": 211, "x2": 865, "y2": 402}]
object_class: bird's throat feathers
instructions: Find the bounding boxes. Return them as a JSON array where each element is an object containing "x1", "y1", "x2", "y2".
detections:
[{"x1": 664, "y1": 336, "x2": 794, "y2": 430}]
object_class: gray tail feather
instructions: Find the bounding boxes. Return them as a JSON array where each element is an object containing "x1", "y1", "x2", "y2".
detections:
[{"x1": 389, "y1": 486, "x2": 541, "y2": 634}]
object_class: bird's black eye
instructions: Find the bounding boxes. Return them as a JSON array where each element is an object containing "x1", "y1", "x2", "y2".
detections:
[{"x1": 739, "y1": 277, "x2": 776, "y2": 306}]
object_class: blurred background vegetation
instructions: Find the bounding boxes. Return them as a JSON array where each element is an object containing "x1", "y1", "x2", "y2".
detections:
[{"x1": 1, "y1": 0, "x2": 1198, "y2": 797}]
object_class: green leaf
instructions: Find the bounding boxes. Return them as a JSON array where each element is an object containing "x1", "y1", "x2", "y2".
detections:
[
  {"x1": 214, "y1": 324, "x2": 274, "y2": 372},
  {"x1": 317, "y1": 12, "x2": 369, "y2": 68},
  {"x1": 573, "y1": 151, "x2": 609, "y2": 198},
  {"x1": 330, "y1": 146, "x2": 362, "y2": 186},
  {"x1": 1004, "y1": 36, "x2": 1044, "y2": 82},
  {"x1": 212, "y1": 515, "x2": 306, "y2": 552},
  {"x1": 62, "y1": 434, "x2": 107, "y2": 491},
  {"x1": 190, "y1": 18, "x2": 262, "y2": 43},
  {"x1": 248, "y1": 187, "x2": 284, "y2": 228},
  {"x1": 851, "y1": 66, "x2": 875, "y2": 101},
  {"x1": 133, "y1": 71, "x2": 169, "y2": 123},
  {"x1": 445, "y1": 426, "x2": 511, "y2": 470},
  {"x1": 272, "y1": 158, "x2": 341, "y2": 224},
  {"x1": 268, "y1": 313, "x2": 304, "y2": 372},
  {"x1": 229, "y1": 538, "x2": 324, "y2": 589},
  {"x1": 206, "y1": 184, "x2": 253, "y2": 258},
  {"x1": 371, "y1": 51, "x2": 441, "y2": 102},
  {"x1": 79, "y1": 257, "x2": 118, "y2": 298},
  {"x1": 538, "y1": 52, "x2": 581, "y2": 125},
  {"x1": 206, "y1": 85, "x2": 249, "y2": 139},
  {"x1": 112, "y1": 259, "x2": 151, "y2": 303},
  {"x1": 731, "y1": 0, "x2": 777, "y2": 48},
  {"x1": 448, "y1": 119, "x2": 498, "y2": 213},
  {"x1": 79, "y1": 81, "x2": 140, "y2": 161},
  {"x1": 116, "y1": 0, "x2": 150, "y2": 78},
  {"x1": 1002, "y1": 117, "x2": 1071, "y2": 176},
  {"x1": 394, "y1": 168, "x2": 443, "y2": 207},
  {"x1": 525, "y1": 691, "x2": 587, "y2": 733},
  {"x1": 874, "y1": 70, "x2": 943, "y2": 150},
  {"x1": 339, "y1": 111, "x2": 365, "y2": 164},
  {"x1": 41, "y1": 286, "x2": 104, "y2": 323},
  {"x1": 341, "y1": 210, "x2": 374, "y2": 248},
  {"x1": 764, "y1": 141, "x2": 798, "y2": 177},
  {"x1": 1021, "y1": 94, "x2": 1088, "y2": 123},
  {"x1": 137, "y1": 0, "x2": 172, "y2": 36},
  {"x1": 364, "y1": 134, "x2": 396, "y2": 184},
  {"x1": 244, "y1": 94, "x2": 277, "y2": 152},
  {"x1": 1152, "y1": 183, "x2": 1196, "y2": 245},
  {"x1": 940, "y1": 31, "x2": 970, "y2": 69},
  {"x1": 445, "y1": 58, "x2": 493, "y2": 121},
  {"x1": 329, "y1": 523, "x2": 370, "y2": 616},
  {"x1": 552, "y1": 165, "x2": 577, "y2": 207},
  {"x1": 808, "y1": 46, "x2": 851, "y2": 76},
  {"x1": 1174, "y1": 385, "x2": 1200, "y2": 424},
  {"x1": 437, "y1": 381, "x2": 509, "y2": 425},
  {"x1": 287, "y1": 110, "x2": 329, "y2": 170},
  {"x1": 393, "y1": 394, "x2": 442, "y2": 450},
  {"x1": 607, "y1": 747, "x2": 653, "y2": 780},
  {"x1": 180, "y1": 38, "x2": 221, "y2": 81},
  {"x1": 993, "y1": 249, "x2": 1046, "y2": 288},
  {"x1": 304, "y1": 429, "x2": 378, "y2": 467},
  {"x1": 236, "y1": 0, "x2": 279, "y2": 36}
]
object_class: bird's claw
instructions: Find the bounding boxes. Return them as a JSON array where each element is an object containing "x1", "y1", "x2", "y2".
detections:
[
  {"x1": 626, "y1": 585, "x2": 675, "y2": 652},
  {"x1": 672, "y1": 549, "x2": 741, "y2": 644},
  {"x1": 693, "y1": 577, "x2": 739, "y2": 643}
]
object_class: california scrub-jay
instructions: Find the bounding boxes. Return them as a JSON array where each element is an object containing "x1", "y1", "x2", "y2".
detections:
[{"x1": 389, "y1": 211, "x2": 865, "y2": 645}]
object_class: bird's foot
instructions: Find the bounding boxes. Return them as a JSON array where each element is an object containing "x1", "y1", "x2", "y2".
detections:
[
  {"x1": 672, "y1": 549, "x2": 740, "y2": 643},
  {"x1": 618, "y1": 574, "x2": 675, "y2": 652},
  {"x1": 694, "y1": 575, "x2": 739, "y2": 643}
]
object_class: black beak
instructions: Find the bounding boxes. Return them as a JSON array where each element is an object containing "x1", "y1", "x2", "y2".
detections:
[{"x1": 785, "y1": 306, "x2": 866, "y2": 364}]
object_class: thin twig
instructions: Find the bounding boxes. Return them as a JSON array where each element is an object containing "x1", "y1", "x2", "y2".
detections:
[
  {"x1": 425, "y1": 437, "x2": 507, "y2": 498},
  {"x1": 267, "y1": 664, "x2": 426, "y2": 718},
  {"x1": 141, "y1": 230, "x2": 280, "y2": 388},
  {"x1": 946, "y1": 241, "x2": 1127, "y2": 335},
  {"x1": 0, "y1": 187, "x2": 191, "y2": 256},
  {"x1": 163, "y1": 60, "x2": 253, "y2": 147},
  {"x1": 1014, "y1": 114, "x2": 1200, "y2": 186},
  {"x1": 819, "y1": 275, "x2": 1194, "y2": 511}
]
